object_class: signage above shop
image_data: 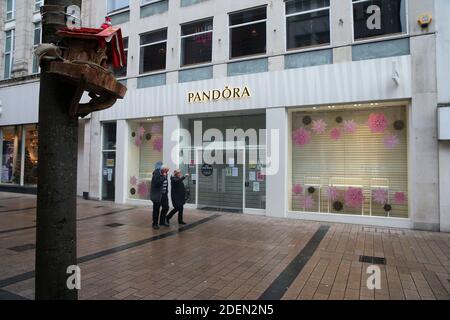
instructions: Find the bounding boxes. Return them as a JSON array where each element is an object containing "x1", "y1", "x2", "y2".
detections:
[{"x1": 188, "y1": 86, "x2": 251, "y2": 104}]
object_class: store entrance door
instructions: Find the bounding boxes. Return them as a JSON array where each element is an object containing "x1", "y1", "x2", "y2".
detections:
[{"x1": 196, "y1": 148, "x2": 245, "y2": 213}]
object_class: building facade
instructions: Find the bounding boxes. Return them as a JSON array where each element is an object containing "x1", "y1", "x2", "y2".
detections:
[{"x1": 1, "y1": 0, "x2": 450, "y2": 232}]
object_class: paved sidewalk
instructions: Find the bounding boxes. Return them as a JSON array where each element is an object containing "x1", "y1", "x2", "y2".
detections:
[{"x1": 0, "y1": 192, "x2": 449, "y2": 300}]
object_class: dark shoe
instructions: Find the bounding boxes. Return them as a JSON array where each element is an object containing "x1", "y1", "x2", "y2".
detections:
[
  {"x1": 160, "y1": 223, "x2": 170, "y2": 227},
  {"x1": 179, "y1": 221, "x2": 187, "y2": 225},
  {"x1": 166, "y1": 217, "x2": 171, "y2": 225},
  {"x1": 152, "y1": 225, "x2": 160, "y2": 230}
]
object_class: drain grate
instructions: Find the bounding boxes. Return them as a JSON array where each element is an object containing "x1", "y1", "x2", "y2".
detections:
[
  {"x1": 105, "y1": 223, "x2": 124, "y2": 228},
  {"x1": 359, "y1": 255, "x2": 387, "y2": 265},
  {"x1": 8, "y1": 244, "x2": 36, "y2": 253}
]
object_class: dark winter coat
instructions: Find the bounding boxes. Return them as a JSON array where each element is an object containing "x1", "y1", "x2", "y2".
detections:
[
  {"x1": 170, "y1": 176, "x2": 186, "y2": 207},
  {"x1": 150, "y1": 169, "x2": 165, "y2": 203}
]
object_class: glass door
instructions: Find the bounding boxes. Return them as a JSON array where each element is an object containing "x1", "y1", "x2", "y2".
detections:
[
  {"x1": 101, "y1": 122, "x2": 117, "y2": 201},
  {"x1": 196, "y1": 148, "x2": 245, "y2": 213}
]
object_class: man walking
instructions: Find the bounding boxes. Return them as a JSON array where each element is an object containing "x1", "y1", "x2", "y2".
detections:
[
  {"x1": 167, "y1": 169, "x2": 189, "y2": 225},
  {"x1": 159, "y1": 166, "x2": 170, "y2": 227},
  {"x1": 150, "y1": 161, "x2": 166, "y2": 230}
]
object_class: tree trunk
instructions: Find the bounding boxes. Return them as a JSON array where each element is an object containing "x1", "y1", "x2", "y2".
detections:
[{"x1": 35, "y1": 0, "x2": 82, "y2": 300}]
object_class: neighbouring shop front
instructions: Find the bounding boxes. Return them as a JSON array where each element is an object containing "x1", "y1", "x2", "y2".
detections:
[{"x1": 0, "y1": 124, "x2": 39, "y2": 190}]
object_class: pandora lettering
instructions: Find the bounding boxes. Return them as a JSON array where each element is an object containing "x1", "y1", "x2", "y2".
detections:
[{"x1": 188, "y1": 86, "x2": 251, "y2": 103}]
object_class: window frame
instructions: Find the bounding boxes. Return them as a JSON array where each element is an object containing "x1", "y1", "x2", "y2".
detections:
[
  {"x1": 179, "y1": 17, "x2": 214, "y2": 68},
  {"x1": 6, "y1": 0, "x2": 15, "y2": 21},
  {"x1": 114, "y1": 36, "x2": 129, "y2": 79},
  {"x1": 284, "y1": 0, "x2": 332, "y2": 54},
  {"x1": 139, "y1": 28, "x2": 168, "y2": 75},
  {"x1": 4, "y1": 29, "x2": 15, "y2": 79},
  {"x1": 106, "y1": 0, "x2": 130, "y2": 15},
  {"x1": 32, "y1": 22, "x2": 42, "y2": 74},
  {"x1": 228, "y1": 6, "x2": 268, "y2": 61},
  {"x1": 351, "y1": 0, "x2": 409, "y2": 45},
  {"x1": 140, "y1": 0, "x2": 166, "y2": 8},
  {"x1": 34, "y1": 0, "x2": 44, "y2": 13}
]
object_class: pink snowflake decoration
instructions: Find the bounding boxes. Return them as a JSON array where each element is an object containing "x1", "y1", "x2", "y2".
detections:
[
  {"x1": 130, "y1": 176, "x2": 138, "y2": 186},
  {"x1": 135, "y1": 136, "x2": 142, "y2": 147},
  {"x1": 151, "y1": 124, "x2": 161, "y2": 134},
  {"x1": 394, "y1": 192, "x2": 407, "y2": 205},
  {"x1": 293, "y1": 128, "x2": 312, "y2": 147},
  {"x1": 137, "y1": 181, "x2": 149, "y2": 198},
  {"x1": 330, "y1": 128, "x2": 342, "y2": 140},
  {"x1": 384, "y1": 134, "x2": 399, "y2": 149},
  {"x1": 343, "y1": 120, "x2": 358, "y2": 134},
  {"x1": 327, "y1": 186, "x2": 339, "y2": 202},
  {"x1": 311, "y1": 119, "x2": 327, "y2": 135},
  {"x1": 304, "y1": 195, "x2": 315, "y2": 210},
  {"x1": 368, "y1": 113, "x2": 388, "y2": 133},
  {"x1": 293, "y1": 184, "x2": 303, "y2": 195},
  {"x1": 373, "y1": 189, "x2": 388, "y2": 205},
  {"x1": 152, "y1": 137, "x2": 163, "y2": 152},
  {"x1": 345, "y1": 187, "x2": 364, "y2": 208}
]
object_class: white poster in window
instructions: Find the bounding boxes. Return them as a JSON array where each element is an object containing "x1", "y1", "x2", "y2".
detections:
[
  {"x1": 232, "y1": 167, "x2": 239, "y2": 177},
  {"x1": 228, "y1": 158, "x2": 235, "y2": 167},
  {"x1": 103, "y1": 169, "x2": 108, "y2": 176},
  {"x1": 253, "y1": 182, "x2": 260, "y2": 192},
  {"x1": 107, "y1": 169, "x2": 113, "y2": 182},
  {"x1": 191, "y1": 174, "x2": 197, "y2": 181},
  {"x1": 249, "y1": 171, "x2": 256, "y2": 182}
]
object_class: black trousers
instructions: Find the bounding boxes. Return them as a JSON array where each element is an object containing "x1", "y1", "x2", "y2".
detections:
[
  {"x1": 167, "y1": 205, "x2": 184, "y2": 223},
  {"x1": 152, "y1": 194, "x2": 169, "y2": 226}
]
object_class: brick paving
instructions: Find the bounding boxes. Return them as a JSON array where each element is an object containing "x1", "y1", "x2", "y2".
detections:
[{"x1": 0, "y1": 192, "x2": 449, "y2": 300}]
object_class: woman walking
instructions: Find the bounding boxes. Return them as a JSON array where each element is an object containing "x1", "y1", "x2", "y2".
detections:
[{"x1": 166, "y1": 169, "x2": 189, "y2": 225}]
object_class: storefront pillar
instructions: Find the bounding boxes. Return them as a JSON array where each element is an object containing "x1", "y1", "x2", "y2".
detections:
[
  {"x1": 265, "y1": 108, "x2": 289, "y2": 219},
  {"x1": 163, "y1": 116, "x2": 181, "y2": 171},
  {"x1": 115, "y1": 120, "x2": 128, "y2": 204},
  {"x1": 88, "y1": 113, "x2": 102, "y2": 200},
  {"x1": 439, "y1": 141, "x2": 450, "y2": 232}
]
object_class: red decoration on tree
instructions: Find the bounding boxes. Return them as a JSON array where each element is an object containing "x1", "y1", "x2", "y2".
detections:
[{"x1": 101, "y1": 17, "x2": 112, "y2": 29}]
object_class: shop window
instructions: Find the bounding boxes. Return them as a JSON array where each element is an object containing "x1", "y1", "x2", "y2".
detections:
[
  {"x1": 140, "y1": 29, "x2": 167, "y2": 74},
  {"x1": 181, "y1": 18, "x2": 213, "y2": 67},
  {"x1": 128, "y1": 121, "x2": 164, "y2": 200},
  {"x1": 102, "y1": 123, "x2": 117, "y2": 201},
  {"x1": 1, "y1": 126, "x2": 23, "y2": 185},
  {"x1": 291, "y1": 105, "x2": 408, "y2": 218},
  {"x1": 24, "y1": 125, "x2": 39, "y2": 185},
  {"x1": 140, "y1": 0, "x2": 168, "y2": 18},
  {"x1": 4, "y1": 29, "x2": 15, "y2": 79},
  {"x1": 229, "y1": 7, "x2": 267, "y2": 59},
  {"x1": 286, "y1": 0, "x2": 330, "y2": 50},
  {"x1": 113, "y1": 37, "x2": 128, "y2": 78},
  {"x1": 107, "y1": 0, "x2": 129, "y2": 14},
  {"x1": 353, "y1": 0, "x2": 407, "y2": 41}
]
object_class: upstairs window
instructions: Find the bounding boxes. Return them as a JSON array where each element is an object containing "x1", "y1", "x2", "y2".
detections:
[
  {"x1": 181, "y1": 18, "x2": 213, "y2": 67},
  {"x1": 353, "y1": 0, "x2": 407, "y2": 41},
  {"x1": 113, "y1": 37, "x2": 128, "y2": 77},
  {"x1": 32, "y1": 22, "x2": 42, "y2": 74},
  {"x1": 6, "y1": 0, "x2": 15, "y2": 20},
  {"x1": 34, "y1": 0, "x2": 44, "y2": 12},
  {"x1": 229, "y1": 7, "x2": 267, "y2": 59},
  {"x1": 286, "y1": 0, "x2": 330, "y2": 50},
  {"x1": 4, "y1": 29, "x2": 15, "y2": 79},
  {"x1": 107, "y1": 0, "x2": 129, "y2": 14},
  {"x1": 140, "y1": 29, "x2": 167, "y2": 74}
]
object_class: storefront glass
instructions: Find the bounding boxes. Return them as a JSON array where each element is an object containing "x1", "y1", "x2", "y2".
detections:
[
  {"x1": 128, "y1": 120, "x2": 164, "y2": 200},
  {"x1": 1, "y1": 126, "x2": 22, "y2": 184},
  {"x1": 24, "y1": 125, "x2": 39, "y2": 185},
  {"x1": 290, "y1": 105, "x2": 408, "y2": 218},
  {"x1": 102, "y1": 122, "x2": 117, "y2": 201}
]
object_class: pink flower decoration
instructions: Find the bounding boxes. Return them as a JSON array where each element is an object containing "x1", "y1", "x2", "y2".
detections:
[
  {"x1": 130, "y1": 176, "x2": 138, "y2": 186},
  {"x1": 373, "y1": 188, "x2": 388, "y2": 205},
  {"x1": 368, "y1": 113, "x2": 388, "y2": 133},
  {"x1": 293, "y1": 184, "x2": 303, "y2": 195},
  {"x1": 327, "y1": 186, "x2": 339, "y2": 202},
  {"x1": 394, "y1": 192, "x2": 407, "y2": 205},
  {"x1": 304, "y1": 195, "x2": 315, "y2": 210},
  {"x1": 151, "y1": 124, "x2": 161, "y2": 134},
  {"x1": 137, "y1": 181, "x2": 149, "y2": 197},
  {"x1": 152, "y1": 137, "x2": 163, "y2": 152},
  {"x1": 384, "y1": 134, "x2": 399, "y2": 149},
  {"x1": 138, "y1": 126, "x2": 146, "y2": 136},
  {"x1": 345, "y1": 187, "x2": 364, "y2": 208},
  {"x1": 135, "y1": 136, "x2": 142, "y2": 147},
  {"x1": 293, "y1": 128, "x2": 312, "y2": 147},
  {"x1": 311, "y1": 119, "x2": 327, "y2": 134},
  {"x1": 343, "y1": 120, "x2": 358, "y2": 134},
  {"x1": 330, "y1": 128, "x2": 342, "y2": 140}
]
